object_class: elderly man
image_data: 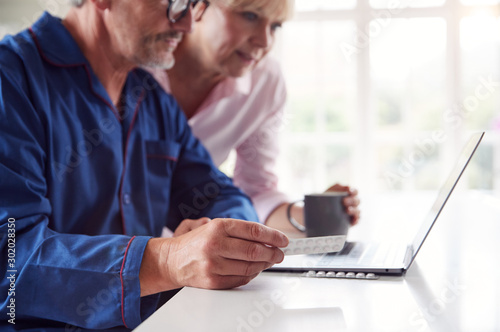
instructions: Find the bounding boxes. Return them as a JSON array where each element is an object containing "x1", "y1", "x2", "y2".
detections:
[{"x1": 0, "y1": 0, "x2": 288, "y2": 329}]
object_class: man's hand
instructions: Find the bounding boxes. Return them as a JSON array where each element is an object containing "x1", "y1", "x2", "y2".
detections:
[
  {"x1": 139, "y1": 219, "x2": 288, "y2": 296},
  {"x1": 324, "y1": 184, "x2": 360, "y2": 226}
]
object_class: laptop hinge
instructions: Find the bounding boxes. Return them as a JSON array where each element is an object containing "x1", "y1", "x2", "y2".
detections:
[{"x1": 403, "y1": 245, "x2": 414, "y2": 269}]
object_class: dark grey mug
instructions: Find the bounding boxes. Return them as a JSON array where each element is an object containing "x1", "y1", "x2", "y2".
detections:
[{"x1": 287, "y1": 192, "x2": 350, "y2": 237}]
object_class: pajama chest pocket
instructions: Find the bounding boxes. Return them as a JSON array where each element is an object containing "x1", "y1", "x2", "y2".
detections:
[{"x1": 145, "y1": 140, "x2": 180, "y2": 181}]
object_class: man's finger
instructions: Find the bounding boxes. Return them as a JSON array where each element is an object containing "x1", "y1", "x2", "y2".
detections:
[
  {"x1": 218, "y1": 219, "x2": 289, "y2": 248},
  {"x1": 216, "y1": 237, "x2": 285, "y2": 263},
  {"x1": 211, "y1": 259, "x2": 275, "y2": 277}
]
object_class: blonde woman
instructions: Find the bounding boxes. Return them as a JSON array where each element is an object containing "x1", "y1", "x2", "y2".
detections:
[{"x1": 151, "y1": 0, "x2": 360, "y2": 233}]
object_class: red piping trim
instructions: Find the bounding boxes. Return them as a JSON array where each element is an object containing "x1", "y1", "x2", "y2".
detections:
[
  {"x1": 146, "y1": 155, "x2": 178, "y2": 162},
  {"x1": 120, "y1": 236, "x2": 136, "y2": 328},
  {"x1": 119, "y1": 90, "x2": 145, "y2": 235},
  {"x1": 28, "y1": 27, "x2": 121, "y2": 122}
]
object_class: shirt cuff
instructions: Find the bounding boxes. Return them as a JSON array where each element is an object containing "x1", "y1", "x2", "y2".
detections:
[
  {"x1": 251, "y1": 190, "x2": 290, "y2": 223},
  {"x1": 120, "y1": 235, "x2": 154, "y2": 329}
]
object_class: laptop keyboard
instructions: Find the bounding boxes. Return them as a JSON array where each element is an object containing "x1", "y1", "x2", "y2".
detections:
[
  {"x1": 317, "y1": 242, "x2": 365, "y2": 266},
  {"x1": 317, "y1": 242, "x2": 402, "y2": 267}
]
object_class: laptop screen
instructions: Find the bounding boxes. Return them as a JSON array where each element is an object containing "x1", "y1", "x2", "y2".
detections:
[{"x1": 407, "y1": 132, "x2": 484, "y2": 268}]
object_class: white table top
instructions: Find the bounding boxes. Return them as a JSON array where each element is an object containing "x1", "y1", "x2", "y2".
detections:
[{"x1": 135, "y1": 191, "x2": 500, "y2": 332}]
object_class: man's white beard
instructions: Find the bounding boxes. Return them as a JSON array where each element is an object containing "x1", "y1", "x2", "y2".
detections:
[{"x1": 141, "y1": 55, "x2": 175, "y2": 70}]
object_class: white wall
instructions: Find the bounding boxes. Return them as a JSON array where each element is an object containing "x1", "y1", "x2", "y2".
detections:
[{"x1": 0, "y1": 0, "x2": 70, "y2": 37}]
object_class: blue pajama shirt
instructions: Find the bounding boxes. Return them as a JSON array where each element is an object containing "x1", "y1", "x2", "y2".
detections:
[{"x1": 0, "y1": 12, "x2": 258, "y2": 329}]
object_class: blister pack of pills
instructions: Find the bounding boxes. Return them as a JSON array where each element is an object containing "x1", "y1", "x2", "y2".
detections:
[{"x1": 281, "y1": 235, "x2": 346, "y2": 256}]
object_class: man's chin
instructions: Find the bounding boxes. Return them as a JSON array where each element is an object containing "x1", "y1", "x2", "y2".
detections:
[
  {"x1": 140, "y1": 54, "x2": 175, "y2": 70},
  {"x1": 149, "y1": 59, "x2": 175, "y2": 70},
  {"x1": 159, "y1": 59, "x2": 175, "y2": 70}
]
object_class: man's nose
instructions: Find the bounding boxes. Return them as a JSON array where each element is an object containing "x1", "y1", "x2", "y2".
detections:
[{"x1": 170, "y1": 6, "x2": 194, "y2": 33}]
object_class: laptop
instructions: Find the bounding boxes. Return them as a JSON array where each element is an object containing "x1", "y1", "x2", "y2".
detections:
[{"x1": 268, "y1": 132, "x2": 485, "y2": 276}]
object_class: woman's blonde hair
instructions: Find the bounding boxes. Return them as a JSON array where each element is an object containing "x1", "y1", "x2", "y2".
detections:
[{"x1": 217, "y1": 0, "x2": 294, "y2": 21}]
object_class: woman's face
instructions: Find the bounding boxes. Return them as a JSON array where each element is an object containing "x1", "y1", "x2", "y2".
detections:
[{"x1": 195, "y1": 1, "x2": 286, "y2": 77}]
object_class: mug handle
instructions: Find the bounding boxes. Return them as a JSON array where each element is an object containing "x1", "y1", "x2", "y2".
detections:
[{"x1": 286, "y1": 200, "x2": 306, "y2": 232}]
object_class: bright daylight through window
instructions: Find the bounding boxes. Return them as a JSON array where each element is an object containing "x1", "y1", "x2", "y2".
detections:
[
  {"x1": 1, "y1": 0, "x2": 498, "y2": 199},
  {"x1": 269, "y1": 0, "x2": 500, "y2": 199}
]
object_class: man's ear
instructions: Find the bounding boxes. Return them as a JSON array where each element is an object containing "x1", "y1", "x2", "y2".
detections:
[{"x1": 91, "y1": 0, "x2": 111, "y2": 11}]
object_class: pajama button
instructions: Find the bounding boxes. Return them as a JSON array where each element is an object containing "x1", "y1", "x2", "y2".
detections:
[{"x1": 123, "y1": 193, "x2": 131, "y2": 205}]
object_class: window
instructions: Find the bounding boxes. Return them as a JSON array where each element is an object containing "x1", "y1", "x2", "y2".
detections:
[
  {"x1": 274, "y1": 0, "x2": 500, "y2": 198},
  {"x1": 2, "y1": 0, "x2": 498, "y2": 199}
]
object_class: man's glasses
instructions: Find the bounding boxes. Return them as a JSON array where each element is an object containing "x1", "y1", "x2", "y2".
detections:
[{"x1": 167, "y1": 0, "x2": 210, "y2": 23}]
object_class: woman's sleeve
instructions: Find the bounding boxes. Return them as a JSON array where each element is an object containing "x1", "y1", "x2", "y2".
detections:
[{"x1": 232, "y1": 63, "x2": 290, "y2": 223}]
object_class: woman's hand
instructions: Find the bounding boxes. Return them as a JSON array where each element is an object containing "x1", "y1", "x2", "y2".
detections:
[
  {"x1": 173, "y1": 217, "x2": 211, "y2": 237},
  {"x1": 325, "y1": 184, "x2": 361, "y2": 226}
]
